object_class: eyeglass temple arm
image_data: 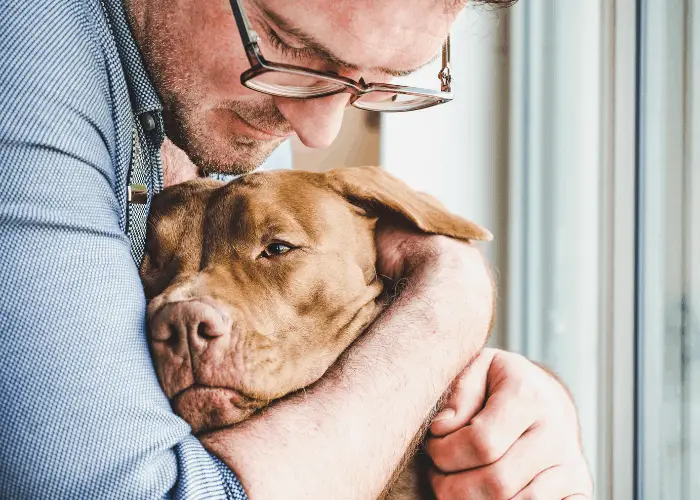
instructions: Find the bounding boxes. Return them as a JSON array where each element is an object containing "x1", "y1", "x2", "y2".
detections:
[
  {"x1": 438, "y1": 35, "x2": 452, "y2": 92},
  {"x1": 230, "y1": 0, "x2": 260, "y2": 49}
]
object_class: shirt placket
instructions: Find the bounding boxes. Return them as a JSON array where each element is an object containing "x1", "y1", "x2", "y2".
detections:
[{"x1": 127, "y1": 110, "x2": 164, "y2": 265}]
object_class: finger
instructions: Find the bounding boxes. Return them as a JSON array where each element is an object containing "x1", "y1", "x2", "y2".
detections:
[
  {"x1": 511, "y1": 460, "x2": 593, "y2": 500},
  {"x1": 430, "y1": 348, "x2": 496, "y2": 437},
  {"x1": 427, "y1": 388, "x2": 538, "y2": 471},
  {"x1": 429, "y1": 428, "x2": 564, "y2": 500}
]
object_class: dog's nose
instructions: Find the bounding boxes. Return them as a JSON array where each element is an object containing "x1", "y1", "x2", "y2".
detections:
[{"x1": 150, "y1": 300, "x2": 233, "y2": 346}]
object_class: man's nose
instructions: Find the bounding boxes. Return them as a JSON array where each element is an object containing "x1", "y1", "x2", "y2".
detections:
[
  {"x1": 275, "y1": 92, "x2": 351, "y2": 149},
  {"x1": 149, "y1": 300, "x2": 233, "y2": 354}
]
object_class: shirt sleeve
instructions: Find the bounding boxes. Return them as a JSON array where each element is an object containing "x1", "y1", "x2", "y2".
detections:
[{"x1": 0, "y1": 3, "x2": 246, "y2": 499}]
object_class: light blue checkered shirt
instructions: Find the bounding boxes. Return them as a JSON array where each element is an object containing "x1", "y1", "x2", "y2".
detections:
[{"x1": 0, "y1": 1, "x2": 291, "y2": 498}]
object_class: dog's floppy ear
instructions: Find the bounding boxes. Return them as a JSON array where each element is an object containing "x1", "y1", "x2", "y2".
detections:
[{"x1": 325, "y1": 166, "x2": 492, "y2": 242}]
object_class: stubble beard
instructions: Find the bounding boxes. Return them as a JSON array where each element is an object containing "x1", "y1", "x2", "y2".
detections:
[
  {"x1": 163, "y1": 95, "x2": 290, "y2": 177},
  {"x1": 130, "y1": 5, "x2": 292, "y2": 177}
]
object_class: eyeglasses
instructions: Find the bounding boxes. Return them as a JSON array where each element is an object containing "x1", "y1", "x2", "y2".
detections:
[{"x1": 229, "y1": 0, "x2": 454, "y2": 112}]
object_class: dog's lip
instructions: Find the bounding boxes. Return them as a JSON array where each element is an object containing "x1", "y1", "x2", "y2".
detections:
[
  {"x1": 172, "y1": 385, "x2": 267, "y2": 433},
  {"x1": 170, "y1": 384, "x2": 258, "y2": 407}
]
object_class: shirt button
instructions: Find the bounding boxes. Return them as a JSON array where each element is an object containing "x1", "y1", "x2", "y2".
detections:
[{"x1": 139, "y1": 112, "x2": 156, "y2": 131}]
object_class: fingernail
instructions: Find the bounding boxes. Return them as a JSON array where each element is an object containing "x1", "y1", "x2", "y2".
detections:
[{"x1": 434, "y1": 408, "x2": 456, "y2": 422}]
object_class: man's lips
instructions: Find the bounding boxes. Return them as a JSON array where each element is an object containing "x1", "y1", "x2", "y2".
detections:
[{"x1": 217, "y1": 108, "x2": 294, "y2": 141}]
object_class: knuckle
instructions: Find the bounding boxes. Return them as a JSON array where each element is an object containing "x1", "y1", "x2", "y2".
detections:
[
  {"x1": 426, "y1": 438, "x2": 459, "y2": 473},
  {"x1": 477, "y1": 464, "x2": 513, "y2": 500},
  {"x1": 494, "y1": 349, "x2": 529, "y2": 373},
  {"x1": 513, "y1": 476, "x2": 546, "y2": 500},
  {"x1": 469, "y1": 423, "x2": 506, "y2": 464},
  {"x1": 430, "y1": 472, "x2": 448, "y2": 499},
  {"x1": 431, "y1": 474, "x2": 464, "y2": 500},
  {"x1": 552, "y1": 428, "x2": 580, "y2": 456},
  {"x1": 499, "y1": 372, "x2": 539, "y2": 406},
  {"x1": 509, "y1": 378, "x2": 534, "y2": 406},
  {"x1": 562, "y1": 458, "x2": 594, "y2": 497}
]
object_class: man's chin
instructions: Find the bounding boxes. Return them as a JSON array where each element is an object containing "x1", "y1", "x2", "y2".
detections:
[
  {"x1": 181, "y1": 134, "x2": 284, "y2": 177},
  {"x1": 200, "y1": 139, "x2": 283, "y2": 177},
  {"x1": 164, "y1": 105, "x2": 290, "y2": 177}
]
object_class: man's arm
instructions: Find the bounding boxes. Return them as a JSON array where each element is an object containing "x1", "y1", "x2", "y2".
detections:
[
  {"x1": 201, "y1": 233, "x2": 495, "y2": 500},
  {"x1": 0, "y1": 4, "x2": 239, "y2": 498}
]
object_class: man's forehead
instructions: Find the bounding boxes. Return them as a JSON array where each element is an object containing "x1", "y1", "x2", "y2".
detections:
[{"x1": 257, "y1": 0, "x2": 457, "y2": 76}]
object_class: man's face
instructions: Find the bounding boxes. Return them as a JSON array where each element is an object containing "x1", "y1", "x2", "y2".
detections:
[{"x1": 126, "y1": 0, "x2": 458, "y2": 175}]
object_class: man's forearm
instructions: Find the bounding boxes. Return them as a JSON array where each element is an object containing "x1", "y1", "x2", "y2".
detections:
[{"x1": 200, "y1": 244, "x2": 493, "y2": 500}]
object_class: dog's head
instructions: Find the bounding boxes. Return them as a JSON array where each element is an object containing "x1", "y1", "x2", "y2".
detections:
[{"x1": 140, "y1": 166, "x2": 491, "y2": 433}]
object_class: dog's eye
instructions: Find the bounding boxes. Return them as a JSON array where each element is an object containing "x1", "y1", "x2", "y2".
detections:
[{"x1": 260, "y1": 242, "x2": 294, "y2": 258}]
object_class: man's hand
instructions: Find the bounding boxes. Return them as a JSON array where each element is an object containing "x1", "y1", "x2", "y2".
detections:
[{"x1": 427, "y1": 348, "x2": 593, "y2": 500}]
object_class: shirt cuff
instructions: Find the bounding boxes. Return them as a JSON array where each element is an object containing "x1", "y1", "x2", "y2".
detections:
[{"x1": 174, "y1": 434, "x2": 249, "y2": 500}]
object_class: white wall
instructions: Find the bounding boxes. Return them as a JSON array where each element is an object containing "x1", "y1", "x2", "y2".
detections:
[
  {"x1": 381, "y1": 6, "x2": 510, "y2": 347},
  {"x1": 382, "y1": 1, "x2": 607, "y2": 495}
]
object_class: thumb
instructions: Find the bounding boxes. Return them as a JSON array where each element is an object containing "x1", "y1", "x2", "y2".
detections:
[{"x1": 430, "y1": 348, "x2": 496, "y2": 437}]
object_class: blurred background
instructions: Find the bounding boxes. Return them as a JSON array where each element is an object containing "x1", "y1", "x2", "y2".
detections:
[{"x1": 285, "y1": 1, "x2": 699, "y2": 499}]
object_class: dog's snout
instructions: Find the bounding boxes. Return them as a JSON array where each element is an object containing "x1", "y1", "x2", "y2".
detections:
[{"x1": 150, "y1": 300, "x2": 233, "y2": 346}]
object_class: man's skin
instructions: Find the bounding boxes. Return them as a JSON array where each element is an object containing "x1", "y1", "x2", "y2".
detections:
[{"x1": 126, "y1": 0, "x2": 594, "y2": 498}]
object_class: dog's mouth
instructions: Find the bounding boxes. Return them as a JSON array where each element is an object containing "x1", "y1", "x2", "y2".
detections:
[{"x1": 171, "y1": 384, "x2": 268, "y2": 434}]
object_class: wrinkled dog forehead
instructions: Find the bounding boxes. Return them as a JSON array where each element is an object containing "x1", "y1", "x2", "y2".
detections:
[
  {"x1": 142, "y1": 166, "x2": 493, "y2": 286},
  {"x1": 205, "y1": 171, "x2": 371, "y2": 248},
  {"x1": 141, "y1": 170, "x2": 381, "y2": 301}
]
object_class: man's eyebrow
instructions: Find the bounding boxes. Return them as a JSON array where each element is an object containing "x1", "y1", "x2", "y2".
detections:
[{"x1": 260, "y1": 8, "x2": 440, "y2": 78}]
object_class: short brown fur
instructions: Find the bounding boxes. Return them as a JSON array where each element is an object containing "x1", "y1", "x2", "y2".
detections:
[{"x1": 140, "y1": 166, "x2": 491, "y2": 499}]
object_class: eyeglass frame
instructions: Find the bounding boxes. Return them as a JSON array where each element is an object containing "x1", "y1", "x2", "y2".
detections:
[{"x1": 228, "y1": 0, "x2": 454, "y2": 112}]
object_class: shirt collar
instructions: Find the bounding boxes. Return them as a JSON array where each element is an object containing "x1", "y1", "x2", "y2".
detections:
[{"x1": 101, "y1": 0, "x2": 163, "y2": 116}]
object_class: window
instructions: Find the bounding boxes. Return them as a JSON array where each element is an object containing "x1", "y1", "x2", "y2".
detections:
[
  {"x1": 292, "y1": 1, "x2": 699, "y2": 497},
  {"x1": 637, "y1": 0, "x2": 699, "y2": 498}
]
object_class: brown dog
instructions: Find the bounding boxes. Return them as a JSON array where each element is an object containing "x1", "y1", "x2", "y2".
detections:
[{"x1": 140, "y1": 166, "x2": 492, "y2": 499}]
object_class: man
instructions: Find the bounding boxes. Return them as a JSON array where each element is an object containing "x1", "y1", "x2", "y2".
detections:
[{"x1": 0, "y1": 0, "x2": 592, "y2": 498}]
